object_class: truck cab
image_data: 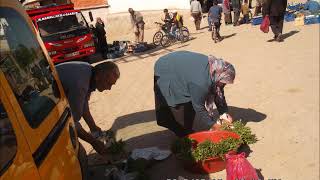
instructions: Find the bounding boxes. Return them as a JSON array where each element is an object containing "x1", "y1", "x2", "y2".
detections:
[
  {"x1": 0, "y1": 0, "x2": 86, "y2": 179},
  {"x1": 26, "y1": 4, "x2": 96, "y2": 64}
]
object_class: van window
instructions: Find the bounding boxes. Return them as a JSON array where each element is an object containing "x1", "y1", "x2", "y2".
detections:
[
  {"x1": 0, "y1": 7, "x2": 60, "y2": 128},
  {"x1": 0, "y1": 101, "x2": 17, "y2": 175}
]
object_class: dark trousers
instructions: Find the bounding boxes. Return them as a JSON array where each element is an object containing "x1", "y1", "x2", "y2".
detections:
[
  {"x1": 97, "y1": 35, "x2": 108, "y2": 54},
  {"x1": 224, "y1": 12, "x2": 232, "y2": 24},
  {"x1": 243, "y1": 14, "x2": 250, "y2": 24},
  {"x1": 233, "y1": 8, "x2": 240, "y2": 26},
  {"x1": 208, "y1": 16, "x2": 212, "y2": 30},
  {"x1": 269, "y1": 15, "x2": 284, "y2": 37},
  {"x1": 154, "y1": 76, "x2": 195, "y2": 137},
  {"x1": 213, "y1": 22, "x2": 221, "y2": 38}
]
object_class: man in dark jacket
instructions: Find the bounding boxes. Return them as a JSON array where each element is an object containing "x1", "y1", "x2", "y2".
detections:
[
  {"x1": 95, "y1": 17, "x2": 108, "y2": 55},
  {"x1": 263, "y1": 0, "x2": 287, "y2": 42},
  {"x1": 231, "y1": 0, "x2": 241, "y2": 26}
]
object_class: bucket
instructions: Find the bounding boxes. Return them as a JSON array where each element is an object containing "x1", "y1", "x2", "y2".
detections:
[{"x1": 183, "y1": 130, "x2": 240, "y2": 174}]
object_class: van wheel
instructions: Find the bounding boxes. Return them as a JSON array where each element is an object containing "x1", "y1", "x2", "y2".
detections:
[{"x1": 78, "y1": 143, "x2": 88, "y2": 180}]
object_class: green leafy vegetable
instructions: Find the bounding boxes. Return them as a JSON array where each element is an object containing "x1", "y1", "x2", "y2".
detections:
[
  {"x1": 192, "y1": 138, "x2": 241, "y2": 161},
  {"x1": 106, "y1": 139, "x2": 126, "y2": 155},
  {"x1": 221, "y1": 121, "x2": 258, "y2": 145},
  {"x1": 171, "y1": 137, "x2": 195, "y2": 161}
]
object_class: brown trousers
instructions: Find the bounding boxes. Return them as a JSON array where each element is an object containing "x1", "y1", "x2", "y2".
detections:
[
  {"x1": 134, "y1": 23, "x2": 144, "y2": 43},
  {"x1": 192, "y1": 12, "x2": 202, "y2": 30}
]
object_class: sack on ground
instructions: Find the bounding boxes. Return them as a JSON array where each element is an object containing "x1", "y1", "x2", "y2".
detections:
[{"x1": 226, "y1": 152, "x2": 259, "y2": 180}]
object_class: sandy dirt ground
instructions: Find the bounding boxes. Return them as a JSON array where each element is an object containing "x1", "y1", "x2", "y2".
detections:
[{"x1": 81, "y1": 11, "x2": 319, "y2": 180}]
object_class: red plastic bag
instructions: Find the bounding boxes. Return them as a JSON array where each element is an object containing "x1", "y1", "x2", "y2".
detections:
[
  {"x1": 226, "y1": 152, "x2": 259, "y2": 180},
  {"x1": 260, "y1": 15, "x2": 270, "y2": 33}
]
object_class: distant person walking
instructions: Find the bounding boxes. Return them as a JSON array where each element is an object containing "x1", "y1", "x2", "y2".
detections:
[
  {"x1": 254, "y1": 0, "x2": 264, "y2": 16},
  {"x1": 128, "y1": 8, "x2": 145, "y2": 43},
  {"x1": 263, "y1": 0, "x2": 287, "y2": 42},
  {"x1": 231, "y1": 0, "x2": 241, "y2": 26},
  {"x1": 241, "y1": 0, "x2": 251, "y2": 24},
  {"x1": 95, "y1": 17, "x2": 108, "y2": 56},
  {"x1": 208, "y1": 0, "x2": 223, "y2": 41},
  {"x1": 190, "y1": 0, "x2": 203, "y2": 30},
  {"x1": 223, "y1": 0, "x2": 233, "y2": 25}
]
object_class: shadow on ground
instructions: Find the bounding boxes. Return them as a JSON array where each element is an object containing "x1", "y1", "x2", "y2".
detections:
[
  {"x1": 87, "y1": 106, "x2": 266, "y2": 179},
  {"x1": 267, "y1": 30, "x2": 299, "y2": 42},
  {"x1": 111, "y1": 109, "x2": 156, "y2": 132},
  {"x1": 256, "y1": 168, "x2": 265, "y2": 180},
  {"x1": 222, "y1": 33, "x2": 237, "y2": 40},
  {"x1": 281, "y1": 30, "x2": 300, "y2": 40},
  {"x1": 208, "y1": 106, "x2": 267, "y2": 124},
  {"x1": 200, "y1": 26, "x2": 209, "y2": 30}
]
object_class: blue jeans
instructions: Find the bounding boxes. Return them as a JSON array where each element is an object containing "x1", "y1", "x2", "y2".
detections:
[
  {"x1": 170, "y1": 25, "x2": 178, "y2": 38},
  {"x1": 208, "y1": 16, "x2": 212, "y2": 29}
]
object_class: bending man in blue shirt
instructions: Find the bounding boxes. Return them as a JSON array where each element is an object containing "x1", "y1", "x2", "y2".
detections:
[{"x1": 56, "y1": 61, "x2": 120, "y2": 155}]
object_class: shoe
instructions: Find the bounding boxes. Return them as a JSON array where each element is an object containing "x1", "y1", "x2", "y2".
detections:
[{"x1": 276, "y1": 34, "x2": 283, "y2": 42}]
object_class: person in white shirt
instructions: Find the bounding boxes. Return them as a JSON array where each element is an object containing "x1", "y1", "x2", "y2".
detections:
[{"x1": 190, "y1": 0, "x2": 202, "y2": 30}]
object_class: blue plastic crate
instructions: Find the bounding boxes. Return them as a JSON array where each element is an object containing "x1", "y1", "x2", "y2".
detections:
[
  {"x1": 287, "y1": 3, "x2": 304, "y2": 11},
  {"x1": 304, "y1": 15, "x2": 320, "y2": 25},
  {"x1": 284, "y1": 13, "x2": 296, "y2": 22},
  {"x1": 251, "y1": 16, "x2": 263, "y2": 25}
]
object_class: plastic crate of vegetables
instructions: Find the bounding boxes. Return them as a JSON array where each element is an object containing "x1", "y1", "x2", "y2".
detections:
[{"x1": 171, "y1": 121, "x2": 258, "y2": 174}]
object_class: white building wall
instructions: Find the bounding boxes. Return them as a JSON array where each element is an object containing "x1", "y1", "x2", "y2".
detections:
[
  {"x1": 108, "y1": 0, "x2": 190, "y2": 13},
  {"x1": 79, "y1": 0, "x2": 192, "y2": 42}
]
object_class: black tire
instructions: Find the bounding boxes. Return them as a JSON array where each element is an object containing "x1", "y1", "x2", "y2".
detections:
[
  {"x1": 181, "y1": 26, "x2": 189, "y2": 33},
  {"x1": 153, "y1": 31, "x2": 163, "y2": 46},
  {"x1": 160, "y1": 34, "x2": 171, "y2": 47},
  {"x1": 180, "y1": 30, "x2": 190, "y2": 42}
]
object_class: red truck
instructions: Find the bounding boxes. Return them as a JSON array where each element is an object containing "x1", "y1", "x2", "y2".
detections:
[{"x1": 26, "y1": 3, "x2": 96, "y2": 64}]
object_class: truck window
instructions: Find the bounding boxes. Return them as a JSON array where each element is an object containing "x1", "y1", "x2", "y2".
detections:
[
  {"x1": 37, "y1": 12, "x2": 89, "y2": 41},
  {"x1": 0, "y1": 7, "x2": 60, "y2": 128},
  {"x1": 0, "y1": 101, "x2": 17, "y2": 176}
]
